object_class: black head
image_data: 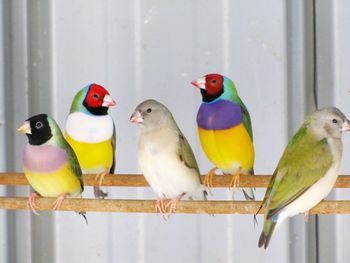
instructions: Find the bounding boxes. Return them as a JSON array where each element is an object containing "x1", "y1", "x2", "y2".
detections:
[{"x1": 18, "y1": 114, "x2": 52, "y2": 145}]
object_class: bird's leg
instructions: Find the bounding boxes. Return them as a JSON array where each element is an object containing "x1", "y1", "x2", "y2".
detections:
[
  {"x1": 94, "y1": 170, "x2": 108, "y2": 199},
  {"x1": 165, "y1": 193, "x2": 186, "y2": 215},
  {"x1": 229, "y1": 167, "x2": 242, "y2": 190},
  {"x1": 203, "y1": 167, "x2": 217, "y2": 190},
  {"x1": 155, "y1": 196, "x2": 168, "y2": 217},
  {"x1": 52, "y1": 193, "x2": 69, "y2": 210},
  {"x1": 304, "y1": 210, "x2": 310, "y2": 222},
  {"x1": 96, "y1": 170, "x2": 108, "y2": 186},
  {"x1": 27, "y1": 192, "x2": 41, "y2": 215}
]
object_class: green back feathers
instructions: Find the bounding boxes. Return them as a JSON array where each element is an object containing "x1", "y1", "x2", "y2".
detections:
[
  {"x1": 110, "y1": 123, "x2": 117, "y2": 173},
  {"x1": 222, "y1": 76, "x2": 253, "y2": 139},
  {"x1": 70, "y1": 86, "x2": 89, "y2": 114},
  {"x1": 262, "y1": 124, "x2": 333, "y2": 219},
  {"x1": 47, "y1": 116, "x2": 67, "y2": 147}
]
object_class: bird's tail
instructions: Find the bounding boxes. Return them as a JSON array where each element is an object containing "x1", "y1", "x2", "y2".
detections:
[
  {"x1": 73, "y1": 194, "x2": 88, "y2": 224},
  {"x1": 242, "y1": 169, "x2": 255, "y2": 200},
  {"x1": 77, "y1": 211, "x2": 88, "y2": 224},
  {"x1": 242, "y1": 188, "x2": 255, "y2": 200},
  {"x1": 94, "y1": 186, "x2": 108, "y2": 199},
  {"x1": 258, "y1": 218, "x2": 276, "y2": 249},
  {"x1": 192, "y1": 185, "x2": 208, "y2": 200}
]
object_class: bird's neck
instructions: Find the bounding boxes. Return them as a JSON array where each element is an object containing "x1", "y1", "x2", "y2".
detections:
[{"x1": 82, "y1": 101, "x2": 108, "y2": 116}]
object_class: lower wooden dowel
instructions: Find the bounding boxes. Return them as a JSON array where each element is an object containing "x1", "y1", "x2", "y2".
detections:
[{"x1": 0, "y1": 197, "x2": 349, "y2": 214}]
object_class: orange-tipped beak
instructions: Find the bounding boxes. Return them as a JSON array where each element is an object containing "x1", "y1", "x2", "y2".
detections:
[
  {"x1": 130, "y1": 110, "x2": 143, "y2": 123},
  {"x1": 102, "y1": 94, "x2": 116, "y2": 107}
]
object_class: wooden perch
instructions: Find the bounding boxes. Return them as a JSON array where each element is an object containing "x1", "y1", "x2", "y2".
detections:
[
  {"x1": 0, "y1": 197, "x2": 349, "y2": 214},
  {"x1": 0, "y1": 173, "x2": 350, "y2": 188},
  {"x1": 0, "y1": 173, "x2": 349, "y2": 214}
]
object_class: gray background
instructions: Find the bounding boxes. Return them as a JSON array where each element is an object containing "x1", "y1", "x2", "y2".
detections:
[{"x1": 0, "y1": 0, "x2": 350, "y2": 262}]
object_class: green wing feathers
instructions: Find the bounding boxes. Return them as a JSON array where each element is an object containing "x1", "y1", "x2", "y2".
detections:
[
  {"x1": 110, "y1": 123, "x2": 116, "y2": 174},
  {"x1": 258, "y1": 218, "x2": 277, "y2": 249},
  {"x1": 238, "y1": 97, "x2": 253, "y2": 140},
  {"x1": 263, "y1": 125, "x2": 333, "y2": 219},
  {"x1": 64, "y1": 140, "x2": 84, "y2": 192}
]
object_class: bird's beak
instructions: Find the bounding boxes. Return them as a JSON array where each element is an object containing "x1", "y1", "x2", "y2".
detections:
[
  {"x1": 102, "y1": 94, "x2": 116, "y2": 107},
  {"x1": 17, "y1": 121, "x2": 31, "y2": 134},
  {"x1": 191, "y1": 77, "x2": 205, "y2": 89},
  {"x1": 342, "y1": 119, "x2": 350, "y2": 132},
  {"x1": 130, "y1": 110, "x2": 143, "y2": 123},
  {"x1": 191, "y1": 77, "x2": 206, "y2": 90}
]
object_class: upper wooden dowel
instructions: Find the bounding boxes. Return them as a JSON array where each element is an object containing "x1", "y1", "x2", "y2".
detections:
[
  {"x1": 0, "y1": 197, "x2": 349, "y2": 214},
  {"x1": 1, "y1": 173, "x2": 350, "y2": 188}
]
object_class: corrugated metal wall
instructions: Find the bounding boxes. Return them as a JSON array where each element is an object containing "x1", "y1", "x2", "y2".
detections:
[{"x1": 1, "y1": 1, "x2": 350, "y2": 262}]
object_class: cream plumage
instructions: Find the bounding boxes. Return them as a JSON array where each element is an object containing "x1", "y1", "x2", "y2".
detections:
[{"x1": 130, "y1": 99, "x2": 206, "y2": 215}]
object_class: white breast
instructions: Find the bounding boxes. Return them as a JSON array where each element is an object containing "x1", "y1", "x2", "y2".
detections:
[
  {"x1": 138, "y1": 128, "x2": 203, "y2": 200},
  {"x1": 65, "y1": 112, "x2": 114, "y2": 143}
]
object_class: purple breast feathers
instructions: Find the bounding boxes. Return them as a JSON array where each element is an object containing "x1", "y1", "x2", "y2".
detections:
[
  {"x1": 23, "y1": 144, "x2": 68, "y2": 173},
  {"x1": 197, "y1": 100, "x2": 243, "y2": 130}
]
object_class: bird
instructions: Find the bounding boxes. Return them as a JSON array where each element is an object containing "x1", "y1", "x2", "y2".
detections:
[
  {"x1": 65, "y1": 83, "x2": 116, "y2": 199},
  {"x1": 191, "y1": 73, "x2": 255, "y2": 200},
  {"x1": 130, "y1": 99, "x2": 207, "y2": 215},
  {"x1": 258, "y1": 107, "x2": 350, "y2": 249},
  {"x1": 18, "y1": 114, "x2": 86, "y2": 221}
]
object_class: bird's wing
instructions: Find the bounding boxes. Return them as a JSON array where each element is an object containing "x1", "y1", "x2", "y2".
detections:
[
  {"x1": 63, "y1": 140, "x2": 84, "y2": 192},
  {"x1": 177, "y1": 131, "x2": 200, "y2": 177},
  {"x1": 110, "y1": 122, "x2": 116, "y2": 174},
  {"x1": 237, "y1": 97, "x2": 253, "y2": 140},
  {"x1": 262, "y1": 125, "x2": 333, "y2": 219}
]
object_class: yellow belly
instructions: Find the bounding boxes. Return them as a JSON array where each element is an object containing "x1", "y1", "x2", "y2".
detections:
[
  {"x1": 198, "y1": 123, "x2": 254, "y2": 172},
  {"x1": 24, "y1": 163, "x2": 81, "y2": 197},
  {"x1": 66, "y1": 133, "x2": 114, "y2": 172}
]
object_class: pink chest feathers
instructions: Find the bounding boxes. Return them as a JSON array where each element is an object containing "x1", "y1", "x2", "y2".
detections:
[{"x1": 23, "y1": 144, "x2": 68, "y2": 173}]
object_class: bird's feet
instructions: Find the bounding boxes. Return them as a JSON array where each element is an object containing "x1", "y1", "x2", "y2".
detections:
[
  {"x1": 155, "y1": 198, "x2": 168, "y2": 216},
  {"x1": 52, "y1": 193, "x2": 69, "y2": 210},
  {"x1": 94, "y1": 170, "x2": 108, "y2": 199},
  {"x1": 304, "y1": 210, "x2": 310, "y2": 222},
  {"x1": 165, "y1": 193, "x2": 186, "y2": 215},
  {"x1": 229, "y1": 167, "x2": 242, "y2": 190},
  {"x1": 27, "y1": 192, "x2": 41, "y2": 215},
  {"x1": 203, "y1": 167, "x2": 217, "y2": 191}
]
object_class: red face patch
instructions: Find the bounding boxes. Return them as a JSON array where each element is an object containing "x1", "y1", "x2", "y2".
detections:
[
  {"x1": 205, "y1": 74, "x2": 224, "y2": 96},
  {"x1": 84, "y1": 84, "x2": 109, "y2": 108}
]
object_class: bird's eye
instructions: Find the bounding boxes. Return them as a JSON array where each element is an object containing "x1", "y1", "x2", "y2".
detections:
[
  {"x1": 332, "y1": 119, "x2": 338, "y2": 124},
  {"x1": 146, "y1": 108, "x2": 152, "y2": 113},
  {"x1": 35, "y1": 122, "x2": 43, "y2": 129},
  {"x1": 93, "y1": 94, "x2": 99, "y2": 99},
  {"x1": 211, "y1": 79, "x2": 217, "y2": 84}
]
